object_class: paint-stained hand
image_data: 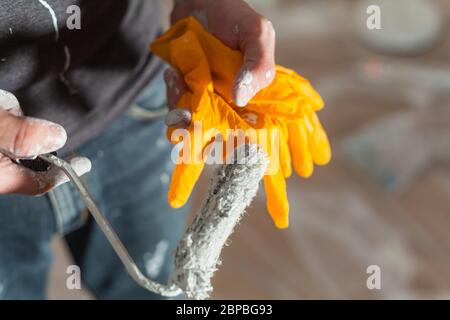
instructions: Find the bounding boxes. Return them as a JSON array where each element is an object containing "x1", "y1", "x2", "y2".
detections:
[
  {"x1": 0, "y1": 90, "x2": 91, "y2": 196},
  {"x1": 166, "y1": 0, "x2": 276, "y2": 127}
]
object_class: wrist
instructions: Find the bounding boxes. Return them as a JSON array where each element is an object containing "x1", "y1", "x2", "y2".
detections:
[
  {"x1": 174, "y1": 0, "x2": 207, "y2": 5},
  {"x1": 173, "y1": 0, "x2": 208, "y2": 12},
  {"x1": 171, "y1": 0, "x2": 209, "y2": 24}
]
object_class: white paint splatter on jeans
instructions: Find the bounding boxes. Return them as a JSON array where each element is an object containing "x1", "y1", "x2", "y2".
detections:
[
  {"x1": 160, "y1": 173, "x2": 170, "y2": 185},
  {"x1": 144, "y1": 240, "x2": 169, "y2": 278},
  {"x1": 156, "y1": 137, "x2": 166, "y2": 149},
  {"x1": 0, "y1": 282, "x2": 5, "y2": 298}
]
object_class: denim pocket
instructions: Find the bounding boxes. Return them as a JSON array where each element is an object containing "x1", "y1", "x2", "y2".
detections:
[{"x1": 128, "y1": 69, "x2": 168, "y2": 121}]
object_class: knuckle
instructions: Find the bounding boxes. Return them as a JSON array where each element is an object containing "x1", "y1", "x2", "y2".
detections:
[
  {"x1": 242, "y1": 16, "x2": 265, "y2": 37},
  {"x1": 260, "y1": 18, "x2": 276, "y2": 41},
  {"x1": 259, "y1": 17, "x2": 275, "y2": 36},
  {"x1": 13, "y1": 120, "x2": 32, "y2": 155},
  {"x1": 242, "y1": 16, "x2": 276, "y2": 45}
]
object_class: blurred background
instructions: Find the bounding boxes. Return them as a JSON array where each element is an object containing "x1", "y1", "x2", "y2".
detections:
[{"x1": 48, "y1": 0, "x2": 450, "y2": 299}]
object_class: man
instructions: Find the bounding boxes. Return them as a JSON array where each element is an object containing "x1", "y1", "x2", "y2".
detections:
[{"x1": 0, "y1": 0, "x2": 276, "y2": 299}]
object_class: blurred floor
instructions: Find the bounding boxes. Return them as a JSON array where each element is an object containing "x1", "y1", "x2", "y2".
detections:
[{"x1": 48, "y1": 0, "x2": 450, "y2": 299}]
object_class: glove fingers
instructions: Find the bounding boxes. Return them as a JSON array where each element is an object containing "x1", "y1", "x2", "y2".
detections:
[
  {"x1": 278, "y1": 126, "x2": 292, "y2": 178},
  {"x1": 168, "y1": 162, "x2": 205, "y2": 208},
  {"x1": 168, "y1": 127, "x2": 207, "y2": 208},
  {"x1": 288, "y1": 122, "x2": 314, "y2": 178},
  {"x1": 305, "y1": 110, "x2": 332, "y2": 166},
  {"x1": 263, "y1": 169, "x2": 289, "y2": 229}
]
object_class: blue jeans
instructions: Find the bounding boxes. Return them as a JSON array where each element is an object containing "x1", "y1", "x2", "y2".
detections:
[{"x1": 0, "y1": 73, "x2": 188, "y2": 299}]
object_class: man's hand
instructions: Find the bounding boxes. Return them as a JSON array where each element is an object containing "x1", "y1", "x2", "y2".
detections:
[
  {"x1": 0, "y1": 90, "x2": 91, "y2": 196},
  {"x1": 166, "y1": 0, "x2": 276, "y2": 127}
]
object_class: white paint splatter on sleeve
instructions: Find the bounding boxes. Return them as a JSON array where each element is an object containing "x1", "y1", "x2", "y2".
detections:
[
  {"x1": 62, "y1": 45, "x2": 71, "y2": 72},
  {"x1": 38, "y1": 0, "x2": 60, "y2": 42},
  {"x1": 59, "y1": 45, "x2": 75, "y2": 92}
]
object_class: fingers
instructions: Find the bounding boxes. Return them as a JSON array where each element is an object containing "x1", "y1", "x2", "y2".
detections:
[
  {"x1": 277, "y1": 126, "x2": 292, "y2": 178},
  {"x1": 305, "y1": 110, "x2": 332, "y2": 166},
  {"x1": 0, "y1": 109, "x2": 67, "y2": 159},
  {"x1": 164, "y1": 67, "x2": 192, "y2": 130},
  {"x1": 232, "y1": 17, "x2": 276, "y2": 107},
  {"x1": 288, "y1": 122, "x2": 314, "y2": 178},
  {"x1": 0, "y1": 156, "x2": 91, "y2": 196},
  {"x1": 168, "y1": 162, "x2": 204, "y2": 208},
  {"x1": 164, "y1": 67, "x2": 201, "y2": 207},
  {"x1": 165, "y1": 109, "x2": 192, "y2": 129},
  {"x1": 164, "y1": 68, "x2": 188, "y2": 111},
  {"x1": 0, "y1": 89, "x2": 23, "y2": 116},
  {"x1": 263, "y1": 169, "x2": 289, "y2": 229},
  {"x1": 37, "y1": 156, "x2": 92, "y2": 194}
]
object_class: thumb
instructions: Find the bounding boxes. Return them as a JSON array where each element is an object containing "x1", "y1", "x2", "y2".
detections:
[
  {"x1": 0, "y1": 108, "x2": 67, "y2": 159},
  {"x1": 232, "y1": 19, "x2": 276, "y2": 107},
  {"x1": 0, "y1": 89, "x2": 23, "y2": 116}
]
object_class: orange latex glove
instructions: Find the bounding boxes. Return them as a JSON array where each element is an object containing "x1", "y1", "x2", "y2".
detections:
[{"x1": 151, "y1": 17, "x2": 331, "y2": 228}]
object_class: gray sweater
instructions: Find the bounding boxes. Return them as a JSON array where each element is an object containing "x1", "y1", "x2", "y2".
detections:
[{"x1": 0, "y1": 0, "x2": 163, "y2": 153}]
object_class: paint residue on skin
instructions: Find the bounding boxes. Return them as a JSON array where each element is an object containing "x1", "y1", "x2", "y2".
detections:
[
  {"x1": 166, "y1": 78, "x2": 175, "y2": 89},
  {"x1": 30, "y1": 156, "x2": 92, "y2": 194},
  {"x1": 234, "y1": 69, "x2": 255, "y2": 107},
  {"x1": 164, "y1": 68, "x2": 179, "y2": 89},
  {"x1": 239, "y1": 70, "x2": 254, "y2": 88},
  {"x1": 165, "y1": 109, "x2": 192, "y2": 128},
  {"x1": 38, "y1": 0, "x2": 59, "y2": 42},
  {"x1": 7, "y1": 118, "x2": 67, "y2": 157},
  {"x1": 42, "y1": 126, "x2": 67, "y2": 152},
  {"x1": 233, "y1": 24, "x2": 240, "y2": 35},
  {"x1": 0, "y1": 89, "x2": 20, "y2": 111}
]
